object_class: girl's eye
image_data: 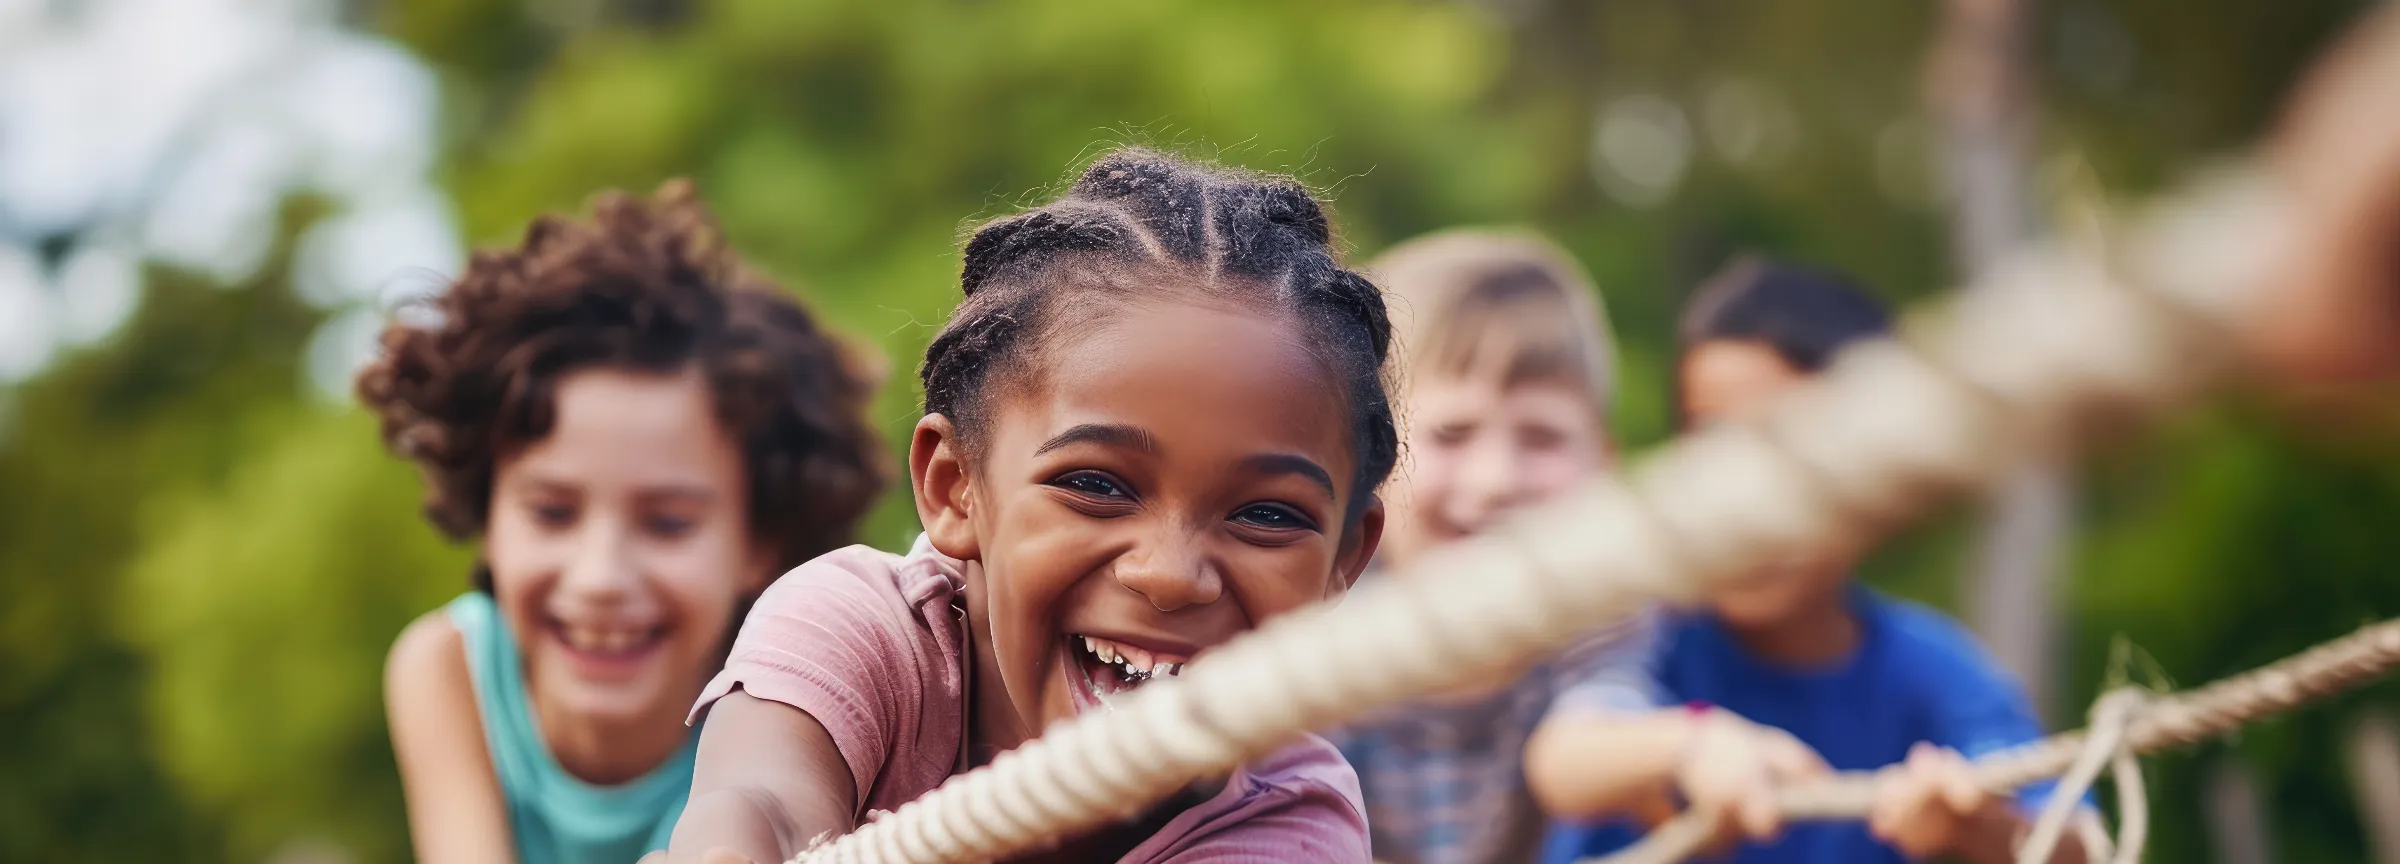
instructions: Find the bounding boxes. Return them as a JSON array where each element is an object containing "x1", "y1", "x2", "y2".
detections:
[
  {"x1": 532, "y1": 503, "x2": 577, "y2": 528},
  {"x1": 1050, "y1": 471, "x2": 1131, "y2": 500},
  {"x1": 643, "y1": 515, "x2": 696, "y2": 539},
  {"x1": 1232, "y1": 503, "x2": 1315, "y2": 532}
]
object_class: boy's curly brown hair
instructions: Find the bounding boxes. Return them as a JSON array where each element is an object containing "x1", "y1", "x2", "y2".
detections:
[{"x1": 358, "y1": 180, "x2": 888, "y2": 590}]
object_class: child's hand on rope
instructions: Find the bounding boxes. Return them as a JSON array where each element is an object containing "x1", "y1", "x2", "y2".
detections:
[
  {"x1": 1673, "y1": 708, "x2": 1830, "y2": 845},
  {"x1": 1865, "y1": 743, "x2": 2011, "y2": 862}
]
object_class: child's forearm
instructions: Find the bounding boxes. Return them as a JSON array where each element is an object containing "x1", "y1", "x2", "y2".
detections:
[
  {"x1": 1523, "y1": 710, "x2": 1694, "y2": 819},
  {"x1": 673, "y1": 692, "x2": 860, "y2": 863},
  {"x1": 671, "y1": 786, "x2": 816, "y2": 863}
]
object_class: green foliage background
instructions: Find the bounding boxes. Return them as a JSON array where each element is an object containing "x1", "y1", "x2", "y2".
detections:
[{"x1": 3, "y1": 1, "x2": 2394, "y2": 861}]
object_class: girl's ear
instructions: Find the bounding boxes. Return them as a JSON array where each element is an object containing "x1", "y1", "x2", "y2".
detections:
[
  {"x1": 911, "y1": 414, "x2": 981, "y2": 561},
  {"x1": 1330, "y1": 495, "x2": 1385, "y2": 597}
]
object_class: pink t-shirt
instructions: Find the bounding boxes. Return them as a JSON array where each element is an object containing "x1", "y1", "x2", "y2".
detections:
[{"x1": 691, "y1": 537, "x2": 1370, "y2": 863}]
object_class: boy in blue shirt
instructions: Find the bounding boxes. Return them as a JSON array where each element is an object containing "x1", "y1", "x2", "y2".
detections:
[{"x1": 1526, "y1": 257, "x2": 2092, "y2": 864}]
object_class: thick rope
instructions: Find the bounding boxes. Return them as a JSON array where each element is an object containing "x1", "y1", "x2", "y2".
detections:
[
  {"x1": 1593, "y1": 616, "x2": 2400, "y2": 864},
  {"x1": 784, "y1": 163, "x2": 2287, "y2": 864}
]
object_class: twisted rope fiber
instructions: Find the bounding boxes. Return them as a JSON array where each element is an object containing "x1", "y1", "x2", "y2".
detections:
[
  {"x1": 788, "y1": 168, "x2": 2286, "y2": 864},
  {"x1": 2013, "y1": 690, "x2": 2145, "y2": 864},
  {"x1": 1594, "y1": 616, "x2": 2400, "y2": 864}
]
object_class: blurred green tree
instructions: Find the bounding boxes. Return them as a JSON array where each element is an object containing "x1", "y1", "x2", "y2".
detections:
[
  {"x1": 0, "y1": 203, "x2": 328, "y2": 859},
  {"x1": 116, "y1": 406, "x2": 467, "y2": 861}
]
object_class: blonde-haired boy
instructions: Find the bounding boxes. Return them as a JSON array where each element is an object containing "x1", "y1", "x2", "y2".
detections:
[
  {"x1": 1328, "y1": 229, "x2": 1658, "y2": 864},
  {"x1": 1372, "y1": 230, "x2": 1619, "y2": 564}
]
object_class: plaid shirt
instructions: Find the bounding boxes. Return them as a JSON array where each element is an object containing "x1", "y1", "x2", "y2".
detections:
[{"x1": 1327, "y1": 605, "x2": 1662, "y2": 864}]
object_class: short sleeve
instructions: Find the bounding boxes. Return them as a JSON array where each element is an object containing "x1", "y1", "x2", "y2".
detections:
[
  {"x1": 1545, "y1": 610, "x2": 1668, "y2": 719},
  {"x1": 688, "y1": 546, "x2": 958, "y2": 814},
  {"x1": 1124, "y1": 738, "x2": 1371, "y2": 863},
  {"x1": 1155, "y1": 806, "x2": 1372, "y2": 863}
]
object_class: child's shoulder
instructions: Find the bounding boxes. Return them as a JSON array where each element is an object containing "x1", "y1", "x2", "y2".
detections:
[
  {"x1": 1866, "y1": 592, "x2": 2025, "y2": 694},
  {"x1": 1863, "y1": 592, "x2": 2051, "y2": 751},
  {"x1": 755, "y1": 539, "x2": 967, "y2": 618},
  {"x1": 1126, "y1": 735, "x2": 1369, "y2": 862},
  {"x1": 699, "y1": 540, "x2": 973, "y2": 811},
  {"x1": 734, "y1": 539, "x2": 971, "y2": 688},
  {"x1": 1241, "y1": 733, "x2": 1365, "y2": 805},
  {"x1": 386, "y1": 605, "x2": 470, "y2": 696},
  {"x1": 383, "y1": 603, "x2": 493, "y2": 789},
  {"x1": 1871, "y1": 593, "x2": 1987, "y2": 655}
]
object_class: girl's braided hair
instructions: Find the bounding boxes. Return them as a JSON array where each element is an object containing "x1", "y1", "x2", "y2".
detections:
[
  {"x1": 922, "y1": 148, "x2": 1399, "y2": 519},
  {"x1": 358, "y1": 180, "x2": 888, "y2": 589}
]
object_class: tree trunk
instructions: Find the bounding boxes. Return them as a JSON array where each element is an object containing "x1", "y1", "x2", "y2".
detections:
[
  {"x1": 2346, "y1": 711, "x2": 2400, "y2": 864},
  {"x1": 1927, "y1": 0, "x2": 2070, "y2": 717},
  {"x1": 2206, "y1": 756, "x2": 2277, "y2": 864}
]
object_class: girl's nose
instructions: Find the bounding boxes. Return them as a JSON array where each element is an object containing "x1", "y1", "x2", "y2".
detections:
[
  {"x1": 1112, "y1": 535, "x2": 1223, "y2": 612},
  {"x1": 559, "y1": 516, "x2": 637, "y2": 600}
]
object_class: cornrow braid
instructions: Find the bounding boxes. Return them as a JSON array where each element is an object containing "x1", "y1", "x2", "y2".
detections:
[{"x1": 924, "y1": 147, "x2": 1398, "y2": 520}]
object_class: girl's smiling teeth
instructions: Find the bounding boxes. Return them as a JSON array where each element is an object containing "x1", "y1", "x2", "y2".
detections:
[
  {"x1": 1079, "y1": 634, "x2": 1185, "y2": 678},
  {"x1": 548, "y1": 617, "x2": 667, "y2": 658},
  {"x1": 1067, "y1": 634, "x2": 1187, "y2": 710}
]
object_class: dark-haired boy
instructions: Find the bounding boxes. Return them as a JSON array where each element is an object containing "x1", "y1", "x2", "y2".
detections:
[{"x1": 1529, "y1": 257, "x2": 2093, "y2": 864}]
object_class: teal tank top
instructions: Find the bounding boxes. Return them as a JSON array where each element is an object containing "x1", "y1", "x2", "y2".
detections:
[{"x1": 448, "y1": 592, "x2": 696, "y2": 864}]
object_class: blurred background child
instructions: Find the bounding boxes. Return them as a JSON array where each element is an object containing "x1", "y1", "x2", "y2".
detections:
[
  {"x1": 363, "y1": 183, "x2": 887, "y2": 862},
  {"x1": 1530, "y1": 257, "x2": 2089, "y2": 864},
  {"x1": 1328, "y1": 229, "x2": 1660, "y2": 864}
]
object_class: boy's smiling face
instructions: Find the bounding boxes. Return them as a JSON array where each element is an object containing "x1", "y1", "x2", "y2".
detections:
[
  {"x1": 914, "y1": 297, "x2": 1382, "y2": 745},
  {"x1": 1385, "y1": 375, "x2": 1611, "y2": 566}
]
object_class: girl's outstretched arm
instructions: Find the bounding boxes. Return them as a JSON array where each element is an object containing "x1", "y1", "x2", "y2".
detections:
[
  {"x1": 668, "y1": 690, "x2": 857, "y2": 863},
  {"x1": 386, "y1": 612, "x2": 516, "y2": 863}
]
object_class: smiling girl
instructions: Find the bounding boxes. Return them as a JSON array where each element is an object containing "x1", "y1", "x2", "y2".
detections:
[
  {"x1": 363, "y1": 182, "x2": 887, "y2": 863},
  {"x1": 663, "y1": 149, "x2": 1396, "y2": 863}
]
